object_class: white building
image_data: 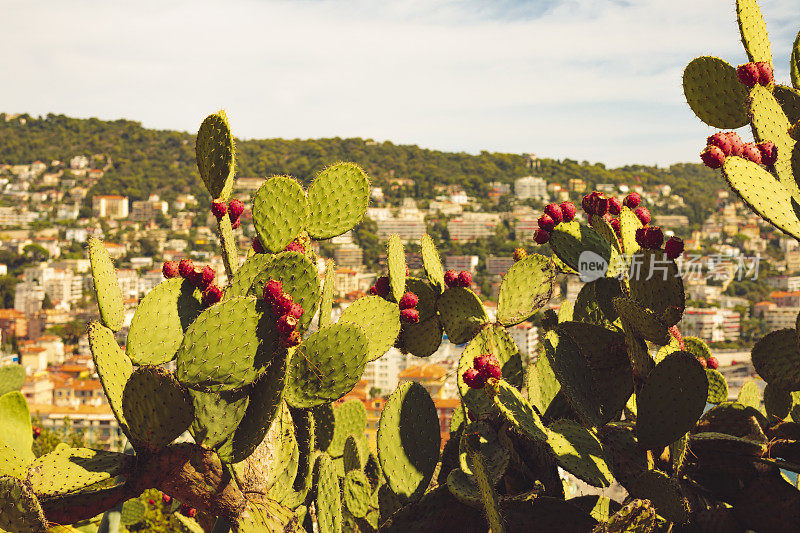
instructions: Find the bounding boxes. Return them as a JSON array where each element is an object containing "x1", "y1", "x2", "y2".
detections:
[
  {"x1": 363, "y1": 348, "x2": 406, "y2": 395},
  {"x1": 764, "y1": 307, "x2": 800, "y2": 331},
  {"x1": 679, "y1": 308, "x2": 741, "y2": 343},
  {"x1": 514, "y1": 176, "x2": 548, "y2": 200},
  {"x1": 506, "y1": 323, "x2": 539, "y2": 357}
]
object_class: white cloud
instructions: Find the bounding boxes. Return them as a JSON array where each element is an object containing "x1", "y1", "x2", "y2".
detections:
[{"x1": 1, "y1": 0, "x2": 799, "y2": 166}]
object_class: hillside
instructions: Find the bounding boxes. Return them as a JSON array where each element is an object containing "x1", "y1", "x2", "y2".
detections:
[{"x1": 0, "y1": 113, "x2": 724, "y2": 224}]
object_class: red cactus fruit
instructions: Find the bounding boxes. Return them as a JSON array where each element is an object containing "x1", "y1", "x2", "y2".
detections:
[
  {"x1": 32, "y1": 426, "x2": 41, "y2": 439},
  {"x1": 187, "y1": 269, "x2": 203, "y2": 288},
  {"x1": 399, "y1": 292, "x2": 419, "y2": 310},
  {"x1": 513, "y1": 248, "x2": 527, "y2": 262},
  {"x1": 400, "y1": 308, "x2": 420, "y2": 324},
  {"x1": 701, "y1": 145, "x2": 726, "y2": 169},
  {"x1": 186, "y1": 508, "x2": 197, "y2": 518},
  {"x1": 534, "y1": 229, "x2": 550, "y2": 245},
  {"x1": 202, "y1": 285, "x2": 223, "y2": 306},
  {"x1": 457, "y1": 271, "x2": 473, "y2": 287},
  {"x1": 668, "y1": 325, "x2": 685, "y2": 350},
  {"x1": 755, "y1": 61, "x2": 774, "y2": 86},
  {"x1": 162, "y1": 494, "x2": 172, "y2": 504},
  {"x1": 148, "y1": 499, "x2": 156, "y2": 506},
  {"x1": 285, "y1": 240, "x2": 305, "y2": 253},
  {"x1": 473, "y1": 354, "x2": 496, "y2": 374},
  {"x1": 757, "y1": 141, "x2": 778, "y2": 166},
  {"x1": 742, "y1": 143, "x2": 762, "y2": 165},
  {"x1": 178, "y1": 259, "x2": 194, "y2": 278},
  {"x1": 664, "y1": 237, "x2": 684, "y2": 260},
  {"x1": 198, "y1": 265, "x2": 215, "y2": 289},
  {"x1": 277, "y1": 314, "x2": 298, "y2": 335},
  {"x1": 634, "y1": 206, "x2": 651, "y2": 226},
  {"x1": 368, "y1": 286, "x2": 378, "y2": 295},
  {"x1": 593, "y1": 196, "x2": 609, "y2": 216},
  {"x1": 252, "y1": 237, "x2": 265, "y2": 254},
  {"x1": 697, "y1": 357, "x2": 707, "y2": 369},
  {"x1": 375, "y1": 276, "x2": 391, "y2": 296},
  {"x1": 162, "y1": 261, "x2": 179, "y2": 279},
  {"x1": 610, "y1": 218, "x2": 621, "y2": 236},
  {"x1": 537, "y1": 214, "x2": 555, "y2": 232},
  {"x1": 707, "y1": 356, "x2": 719, "y2": 370},
  {"x1": 623, "y1": 192, "x2": 641, "y2": 209},
  {"x1": 281, "y1": 331, "x2": 302, "y2": 348},
  {"x1": 462, "y1": 368, "x2": 486, "y2": 389},
  {"x1": 725, "y1": 132, "x2": 745, "y2": 157},
  {"x1": 560, "y1": 201, "x2": 577, "y2": 222},
  {"x1": 211, "y1": 199, "x2": 227, "y2": 220},
  {"x1": 444, "y1": 270, "x2": 459, "y2": 288},
  {"x1": 581, "y1": 194, "x2": 595, "y2": 214},
  {"x1": 231, "y1": 219, "x2": 241, "y2": 230},
  {"x1": 707, "y1": 132, "x2": 733, "y2": 156},
  {"x1": 287, "y1": 303, "x2": 304, "y2": 319},
  {"x1": 608, "y1": 196, "x2": 622, "y2": 216},
  {"x1": 263, "y1": 279, "x2": 283, "y2": 305},
  {"x1": 483, "y1": 363, "x2": 503, "y2": 380},
  {"x1": 737, "y1": 62, "x2": 759, "y2": 87},
  {"x1": 647, "y1": 226, "x2": 664, "y2": 249},
  {"x1": 228, "y1": 199, "x2": 245, "y2": 221},
  {"x1": 544, "y1": 203, "x2": 563, "y2": 224},
  {"x1": 273, "y1": 292, "x2": 295, "y2": 316}
]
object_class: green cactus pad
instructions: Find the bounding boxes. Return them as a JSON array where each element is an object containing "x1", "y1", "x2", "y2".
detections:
[
  {"x1": 628, "y1": 250, "x2": 685, "y2": 325},
  {"x1": 0, "y1": 392, "x2": 34, "y2": 463},
  {"x1": 343, "y1": 470, "x2": 371, "y2": 518},
  {"x1": 654, "y1": 331, "x2": 683, "y2": 365},
  {"x1": 445, "y1": 467, "x2": 483, "y2": 507},
  {"x1": 573, "y1": 277, "x2": 622, "y2": 330},
  {"x1": 462, "y1": 434, "x2": 503, "y2": 529},
  {"x1": 252, "y1": 176, "x2": 309, "y2": 253},
  {"x1": 492, "y1": 381, "x2": 547, "y2": 442},
  {"x1": 378, "y1": 381, "x2": 440, "y2": 501},
  {"x1": 380, "y1": 486, "x2": 486, "y2": 533},
  {"x1": 234, "y1": 498, "x2": 303, "y2": 533},
  {"x1": 195, "y1": 111, "x2": 235, "y2": 200},
  {"x1": 282, "y1": 407, "x2": 316, "y2": 510},
  {"x1": 328, "y1": 400, "x2": 367, "y2": 456},
  {"x1": 621, "y1": 315, "x2": 655, "y2": 380},
  {"x1": 343, "y1": 434, "x2": 365, "y2": 472},
  {"x1": 404, "y1": 277, "x2": 437, "y2": 321},
  {"x1": 420, "y1": 234, "x2": 445, "y2": 292},
  {"x1": 438, "y1": 287, "x2": 488, "y2": 345},
  {"x1": 120, "y1": 499, "x2": 145, "y2": 526},
  {"x1": 399, "y1": 317, "x2": 443, "y2": 358},
  {"x1": 737, "y1": 380, "x2": 762, "y2": 410},
  {"x1": 319, "y1": 260, "x2": 336, "y2": 329},
  {"x1": 496, "y1": 254, "x2": 554, "y2": 326},
  {"x1": 628, "y1": 470, "x2": 689, "y2": 524},
  {"x1": 721, "y1": 156, "x2": 800, "y2": 240},
  {"x1": 526, "y1": 348, "x2": 560, "y2": 416},
  {"x1": 314, "y1": 453, "x2": 342, "y2": 533},
  {"x1": 27, "y1": 447, "x2": 132, "y2": 497},
  {"x1": 619, "y1": 206, "x2": 643, "y2": 255},
  {"x1": 601, "y1": 499, "x2": 656, "y2": 533},
  {"x1": 458, "y1": 422, "x2": 509, "y2": 484},
  {"x1": 225, "y1": 255, "x2": 275, "y2": 300},
  {"x1": 636, "y1": 351, "x2": 708, "y2": 450},
  {"x1": 0, "y1": 441, "x2": 28, "y2": 480},
  {"x1": 748, "y1": 85, "x2": 799, "y2": 199},
  {"x1": 122, "y1": 366, "x2": 194, "y2": 452},
  {"x1": 0, "y1": 476, "x2": 47, "y2": 533},
  {"x1": 127, "y1": 278, "x2": 203, "y2": 366},
  {"x1": 312, "y1": 403, "x2": 335, "y2": 452},
  {"x1": 340, "y1": 295, "x2": 401, "y2": 361},
  {"x1": 251, "y1": 251, "x2": 321, "y2": 330},
  {"x1": 683, "y1": 56, "x2": 750, "y2": 129},
  {"x1": 88, "y1": 237, "x2": 124, "y2": 332},
  {"x1": 706, "y1": 369, "x2": 729, "y2": 404},
  {"x1": 284, "y1": 322, "x2": 368, "y2": 408},
  {"x1": 751, "y1": 328, "x2": 800, "y2": 390},
  {"x1": 684, "y1": 336, "x2": 712, "y2": 360},
  {"x1": 736, "y1": 0, "x2": 771, "y2": 63},
  {"x1": 386, "y1": 234, "x2": 406, "y2": 302},
  {"x1": 558, "y1": 300, "x2": 574, "y2": 323},
  {"x1": 306, "y1": 162, "x2": 369, "y2": 240},
  {"x1": 457, "y1": 325, "x2": 523, "y2": 416},
  {"x1": 775, "y1": 84, "x2": 800, "y2": 124},
  {"x1": 614, "y1": 297, "x2": 670, "y2": 345},
  {"x1": 0, "y1": 365, "x2": 24, "y2": 397},
  {"x1": 189, "y1": 387, "x2": 250, "y2": 451},
  {"x1": 590, "y1": 212, "x2": 622, "y2": 253},
  {"x1": 548, "y1": 220, "x2": 612, "y2": 274},
  {"x1": 764, "y1": 382, "x2": 792, "y2": 420},
  {"x1": 176, "y1": 296, "x2": 275, "y2": 391},
  {"x1": 88, "y1": 321, "x2": 132, "y2": 437},
  {"x1": 547, "y1": 419, "x2": 612, "y2": 487},
  {"x1": 598, "y1": 423, "x2": 649, "y2": 486}
]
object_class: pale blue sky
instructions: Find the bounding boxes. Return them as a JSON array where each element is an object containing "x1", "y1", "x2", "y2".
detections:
[{"x1": 2, "y1": 0, "x2": 799, "y2": 166}]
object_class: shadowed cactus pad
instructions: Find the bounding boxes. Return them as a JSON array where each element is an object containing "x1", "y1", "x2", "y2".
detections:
[
  {"x1": 225, "y1": 255, "x2": 275, "y2": 300},
  {"x1": 88, "y1": 237, "x2": 124, "y2": 332},
  {"x1": 0, "y1": 476, "x2": 47, "y2": 533},
  {"x1": 492, "y1": 381, "x2": 547, "y2": 442},
  {"x1": 548, "y1": 220, "x2": 613, "y2": 274},
  {"x1": 343, "y1": 470, "x2": 371, "y2": 518},
  {"x1": 252, "y1": 176, "x2": 309, "y2": 253},
  {"x1": 751, "y1": 328, "x2": 800, "y2": 390},
  {"x1": 438, "y1": 287, "x2": 488, "y2": 345},
  {"x1": 314, "y1": 453, "x2": 342, "y2": 533},
  {"x1": 27, "y1": 447, "x2": 132, "y2": 497},
  {"x1": 306, "y1": 162, "x2": 369, "y2": 239},
  {"x1": 546, "y1": 419, "x2": 612, "y2": 488}
]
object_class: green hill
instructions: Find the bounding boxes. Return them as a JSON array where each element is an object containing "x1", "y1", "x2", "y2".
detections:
[{"x1": 0, "y1": 113, "x2": 722, "y2": 224}]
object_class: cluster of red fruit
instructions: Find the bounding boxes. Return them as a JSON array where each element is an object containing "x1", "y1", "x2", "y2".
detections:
[
  {"x1": 367, "y1": 276, "x2": 420, "y2": 324},
  {"x1": 263, "y1": 279, "x2": 305, "y2": 347},
  {"x1": 700, "y1": 132, "x2": 777, "y2": 169},
  {"x1": 162, "y1": 259, "x2": 223, "y2": 306},
  {"x1": 697, "y1": 355, "x2": 719, "y2": 370},
  {"x1": 179, "y1": 504, "x2": 196, "y2": 518},
  {"x1": 634, "y1": 227, "x2": 684, "y2": 260},
  {"x1": 531, "y1": 202, "x2": 577, "y2": 245},
  {"x1": 32, "y1": 426, "x2": 41, "y2": 439},
  {"x1": 736, "y1": 61, "x2": 774, "y2": 88},
  {"x1": 463, "y1": 353, "x2": 502, "y2": 389},
  {"x1": 211, "y1": 198, "x2": 246, "y2": 229},
  {"x1": 443, "y1": 269, "x2": 472, "y2": 288}
]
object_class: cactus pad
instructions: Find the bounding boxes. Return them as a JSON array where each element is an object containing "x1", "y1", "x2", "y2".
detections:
[
  {"x1": 27, "y1": 447, "x2": 132, "y2": 497},
  {"x1": 226, "y1": 255, "x2": 274, "y2": 300},
  {"x1": 751, "y1": 328, "x2": 800, "y2": 390},
  {"x1": 378, "y1": 381, "x2": 440, "y2": 501},
  {"x1": 526, "y1": 348, "x2": 560, "y2": 415},
  {"x1": 619, "y1": 206, "x2": 643, "y2": 255},
  {"x1": 496, "y1": 254, "x2": 555, "y2": 326},
  {"x1": 234, "y1": 499, "x2": 303, "y2": 533},
  {"x1": 405, "y1": 277, "x2": 437, "y2": 321},
  {"x1": 176, "y1": 296, "x2": 275, "y2": 391},
  {"x1": 328, "y1": 400, "x2": 367, "y2": 456},
  {"x1": 314, "y1": 453, "x2": 342, "y2": 533},
  {"x1": 88, "y1": 321, "x2": 132, "y2": 437},
  {"x1": 548, "y1": 220, "x2": 612, "y2": 274},
  {"x1": 0, "y1": 392, "x2": 34, "y2": 463},
  {"x1": 614, "y1": 297, "x2": 670, "y2": 345},
  {"x1": 0, "y1": 365, "x2": 24, "y2": 397},
  {"x1": 736, "y1": 0, "x2": 771, "y2": 63},
  {"x1": 399, "y1": 317, "x2": 443, "y2": 358},
  {"x1": 189, "y1": 387, "x2": 250, "y2": 451},
  {"x1": 706, "y1": 369, "x2": 729, "y2": 404},
  {"x1": 0, "y1": 476, "x2": 47, "y2": 533},
  {"x1": 0, "y1": 441, "x2": 28, "y2": 480},
  {"x1": 319, "y1": 260, "x2": 336, "y2": 328},
  {"x1": 340, "y1": 296, "x2": 401, "y2": 361},
  {"x1": 573, "y1": 277, "x2": 622, "y2": 330},
  {"x1": 195, "y1": 111, "x2": 235, "y2": 200},
  {"x1": 252, "y1": 176, "x2": 309, "y2": 253},
  {"x1": 684, "y1": 336, "x2": 711, "y2": 360},
  {"x1": 764, "y1": 382, "x2": 792, "y2": 419},
  {"x1": 682, "y1": 56, "x2": 749, "y2": 128},
  {"x1": 343, "y1": 434, "x2": 365, "y2": 472},
  {"x1": 251, "y1": 251, "x2": 321, "y2": 329},
  {"x1": 420, "y1": 234, "x2": 445, "y2": 292},
  {"x1": 88, "y1": 237, "x2": 124, "y2": 332},
  {"x1": 127, "y1": 278, "x2": 203, "y2": 366},
  {"x1": 458, "y1": 422, "x2": 509, "y2": 483},
  {"x1": 628, "y1": 250, "x2": 684, "y2": 325},
  {"x1": 547, "y1": 419, "x2": 612, "y2": 487},
  {"x1": 306, "y1": 162, "x2": 369, "y2": 239},
  {"x1": 438, "y1": 287, "x2": 488, "y2": 345},
  {"x1": 122, "y1": 366, "x2": 194, "y2": 453},
  {"x1": 628, "y1": 470, "x2": 689, "y2": 524},
  {"x1": 737, "y1": 380, "x2": 762, "y2": 410},
  {"x1": 636, "y1": 351, "x2": 708, "y2": 450},
  {"x1": 387, "y1": 234, "x2": 406, "y2": 302},
  {"x1": 748, "y1": 86, "x2": 798, "y2": 198},
  {"x1": 343, "y1": 470, "x2": 371, "y2": 518},
  {"x1": 284, "y1": 322, "x2": 368, "y2": 408},
  {"x1": 492, "y1": 381, "x2": 547, "y2": 442},
  {"x1": 120, "y1": 499, "x2": 145, "y2": 526}
]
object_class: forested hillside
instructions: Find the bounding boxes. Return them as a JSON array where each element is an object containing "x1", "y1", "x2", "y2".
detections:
[{"x1": 0, "y1": 113, "x2": 723, "y2": 223}]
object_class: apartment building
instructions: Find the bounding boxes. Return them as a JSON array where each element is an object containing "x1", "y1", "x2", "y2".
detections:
[
  {"x1": 514, "y1": 176, "x2": 547, "y2": 200},
  {"x1": 92, "y1": 195, "x2": 129, "y2": 218},
  {"x1": 764, "y1": 307, "x2": 800, "y2": 331},
  {"x1": 375, "y1": 217, "x2": 426, "y2": 242},
  {"x1": 130, "y1": 194, "x2": 168, "y2": 221},
  {"x1": 679, "y1": 308, "x2": 741, "y2": 343},
  {"x1": 447, "y1": 213, "x2": 501, "y2": 242}
]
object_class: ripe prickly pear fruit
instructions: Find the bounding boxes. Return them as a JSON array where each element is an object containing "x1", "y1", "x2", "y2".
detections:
[
  {"x1": 399, "y1": 292, "x2": 419, "y2": 310},
  {"x1": 697, "y1": 357, "x2": 707, "y2": 369},
  {"x1": 162, "y1": 261, "x2": 179, "y2": 279},
  {"x1": 581, "y1": 194, "x2": 595, "y2": 214},
  {"x1": 664, "y1": 237, "x2": 684, "y2": 260},
  {"x1": 32, "y1": 426, "x2": 41, "y2": 439},
  {"x1": 444, "y1": 270, "x2": 459, "y2": 288},
  {"x1": 513, "y1": 248, "x2": 527, "y2": 262},
  {"x1": 281, "y1": 331, "x2": 302, "y2": 348},
  {"x1": 178, "y1": 259, "x2": 194, "y2": 278},
  {"x1": 228, "y1": 199, "x2": 245, "y2": 221},
  {"x1": 400, "y1": 308, "x2": 420, "y2": 324},
  {"x1": 707, "y1": 356, "x2": 719, "y2": 370},
  {"x1": 457, "y1": 271, "x2": 472, "y2": 287},
  {"x1": 534, "y1": 229, "x2": 550, "y2": 245},
  {"x1": 701, "y1": 145, "x2": 726, "y2": 169},
  {"x1": 263, "y1": 279, "x2": 283, "y2": 305},
  {"x1": 737, "y1": 63, "x2": 759, "y2": 87},
  {"x1": 483, "y1": 363, "x2": 503, "y2": 380},
  {"x1": 202, "y1": 285, "x2": 223, "y2": 306},
  {"x1": 462, "y1": 368, "x2": 486, "y2": 389},
  {"x1": 252, "y1": 237, "x2": 265, "y2": 254},
  {"x1": 473, "y1": 354, "x2": 495, "y2": 374},
  {"x1": 635, "y1": 226, "x2": 664, "y2": 249},
  {"x1": 610, "y1": 217, "x2": 621, "y2": 236},
  {"x1": 757, "y1": 141, "x2": 778, "y2": 166},
  {"x1": 560, "y1": 201, "x2": 577, "y2": 222},
  {"x1": 623, "y1": 192, "x2": 641, "y2": 209},
  {"x1": 608, "y1": 196, "x2": 622, "y2": 216},
  {"x1": 634, "y1": 206, "x2": 651, "y2": 226},
  {"x1": 742, "y1": 143, "x2": 762, "y2": 165},
  {"x1": 211, "y1": 199, "x2": 227, "y2": 220},
  {"x1": 231, "y1": 219, "x2": 241, "y2": 230},
  {"x1": 162, "y1": 494, "x2": 172, "y2": 504},
  {"x1": 544, "y1": 203, "x2": 563, "y2": 224},
  {"x1": 668, "y1": 325, "x2": 685, "y2": 350},
  {"x1": 285, "y1": 239, "x2": 305, "y2": 253},
  {"x1": 375, "y1": 276, "x2": 391, "y2": 297},
  {"x1": 188, "y1": 269, "x2": 203, "y2": 288},
  {"x1": 277, "y1": 314, "x2": 298, "y2": 335},
  {"x1": 707, "y1": 132, "x2": 733, "y2": 156},
  {"x1": 755, "y1": 61, "x2": 774, "y2": 86},
  {"x1": 594, "y1": 196, "x2": 609, "y2": 216},
  {"x1": 725, "y1": 132, "x2": 745, "y2": 157},
  {"x1": 368, "y1": 286, "x2": 377, "y2": 295},
  {"x1": 148, "y1": 499, "x2": 156, "y2": 506},
  {"x1": 273, "y1": 292, "x2": 295, "y2": 316},
  {"x1": 537, "y1": 214, "x2": 555, "y2": 232},
  {"x1": 199, "y1": 266, "x2": 215, "y2": 289}
]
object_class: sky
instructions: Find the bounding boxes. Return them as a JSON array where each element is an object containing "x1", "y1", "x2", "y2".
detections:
[{"x1": 2, "y1": 0, "x2": 800, "y2": 167}]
